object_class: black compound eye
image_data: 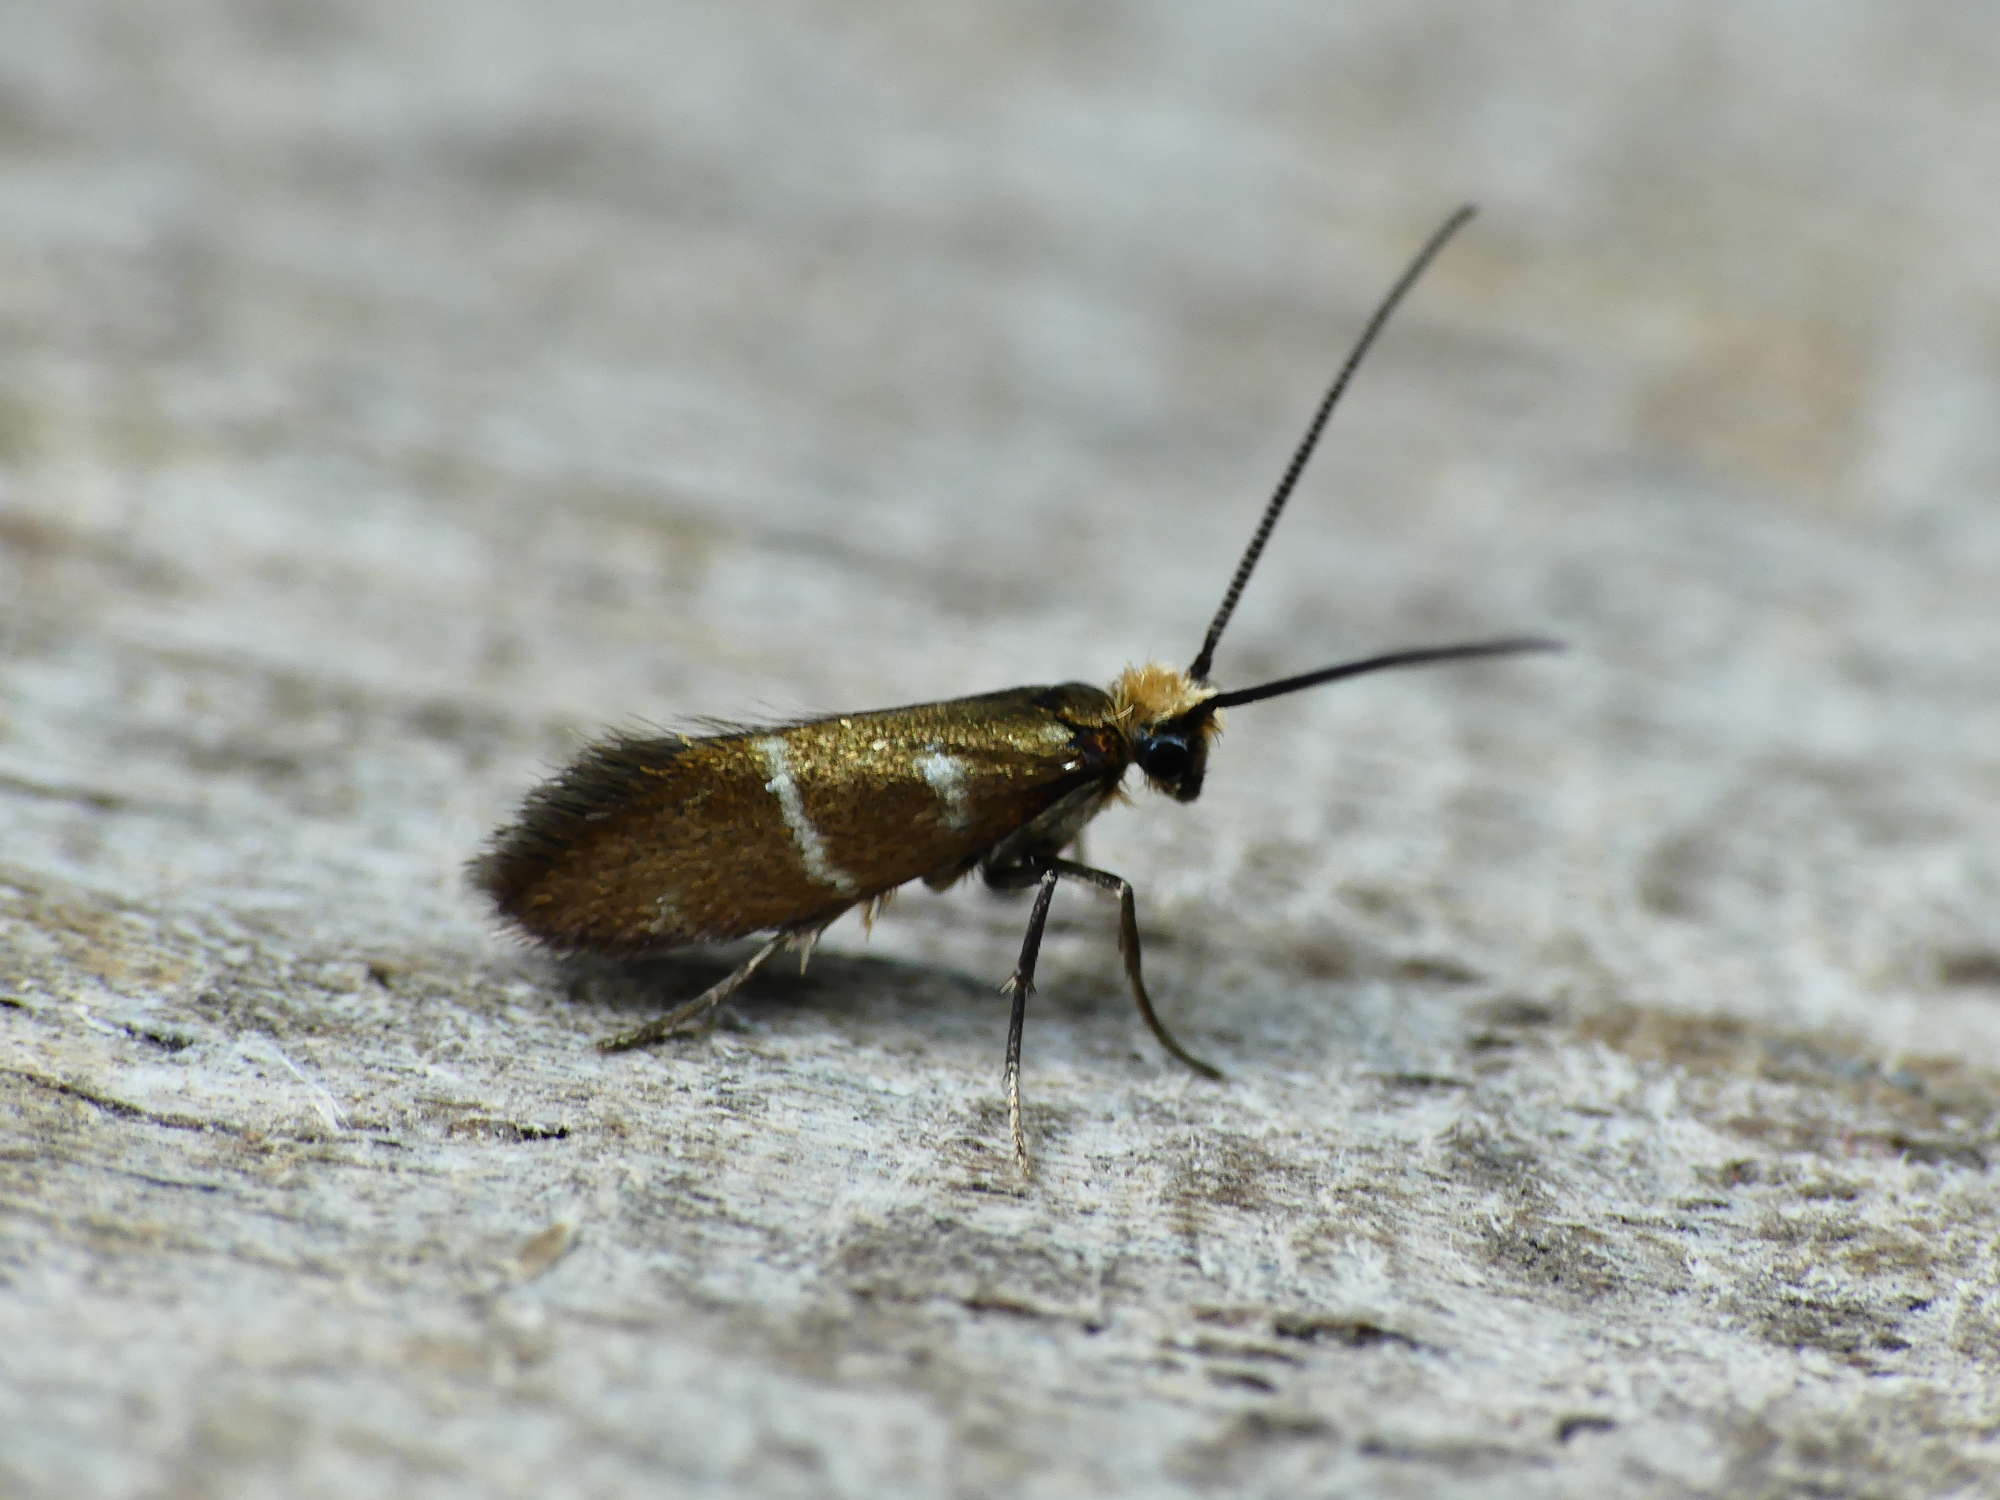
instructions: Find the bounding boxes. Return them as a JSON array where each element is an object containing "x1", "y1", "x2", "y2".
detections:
[{"x1": 1138, "y1": 734, "x2": 1192, "y2": 782}]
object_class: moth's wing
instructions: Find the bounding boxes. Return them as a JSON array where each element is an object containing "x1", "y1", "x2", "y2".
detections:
[
  {"x1": 780, "y1": 683, "x2": 1127, "y2": 896},
  {"x1": 471, "y1": 683, "x2": 1124, "y2": 952},
  {"x1": 472, "y1": 728, "x2": 803, "y2": 952}
]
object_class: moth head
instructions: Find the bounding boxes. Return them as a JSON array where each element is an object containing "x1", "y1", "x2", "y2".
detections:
[{"x1": 1111, "y1": 663, "x2": 1224, "y2": 803}]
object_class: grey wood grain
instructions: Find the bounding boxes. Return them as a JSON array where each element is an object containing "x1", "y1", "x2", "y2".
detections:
[{"x1": 4, "y1": 5, "x2": 1998, "y2": 1496}]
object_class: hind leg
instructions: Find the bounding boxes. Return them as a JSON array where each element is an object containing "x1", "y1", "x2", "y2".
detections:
[{"x1": 598, "y1": 933, "x2": 787, "y2": 1053}]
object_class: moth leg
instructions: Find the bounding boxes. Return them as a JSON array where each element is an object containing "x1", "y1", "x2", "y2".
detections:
[
  {"x1": 597, "y1": 932, "x2": 786, "y2": 1053},
  {"x1": 792, "y1": 926, "x2": 821, "y2": 975},
  {"x1": 998, "y1": 867, "x2": 1060, "y2": 1171},
  {"x1": 1043, "y1": 857, "x2": 1224, "y2": 1081}
]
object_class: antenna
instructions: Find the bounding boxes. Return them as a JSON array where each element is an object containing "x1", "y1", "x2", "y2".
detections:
[
  {"x1": 1187, "y1": 205, "x2": 1478, "y2": 683},
  {"x1": 1200, "y1": 636, "x2": 1562, "y2": 713}
]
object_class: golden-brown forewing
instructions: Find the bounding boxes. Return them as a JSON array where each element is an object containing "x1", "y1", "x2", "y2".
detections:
[{"x1": 472, "y1": 683, "x2": 1124, "y2": 951}]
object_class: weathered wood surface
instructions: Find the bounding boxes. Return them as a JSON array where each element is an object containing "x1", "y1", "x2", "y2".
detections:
[{"x1": 4, "y1": 5, "x2": 1998, "y2": 1496}]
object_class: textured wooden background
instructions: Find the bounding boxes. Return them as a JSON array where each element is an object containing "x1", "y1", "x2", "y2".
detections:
[{"x1": 4, "y1": 4, "x2": 1998, "y2": 1496}]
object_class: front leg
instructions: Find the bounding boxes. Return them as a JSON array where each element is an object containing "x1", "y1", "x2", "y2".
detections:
[
  {"x1": 1036, "y1": 857, "x2": 1224, "y2": 1081},
  {"x1": 995, "y1": 863, "x2": 1060, "y2": 1170},
  {"x1": 986, "y1": 853, "x2": 1223, "y2": 1168}
]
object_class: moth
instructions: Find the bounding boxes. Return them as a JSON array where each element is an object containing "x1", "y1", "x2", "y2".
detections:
[{"x1": 471, "y1": 206, "x2": 1556, "y2": 1165}]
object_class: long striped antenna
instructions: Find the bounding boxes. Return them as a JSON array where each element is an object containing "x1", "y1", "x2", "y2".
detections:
[
  {"x1": 1187, "y1": 205, "x2": 1478, "y2": 684},
  {"x1": 1200, "y1": 636, "x2": 1563, "y2": 714}
]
